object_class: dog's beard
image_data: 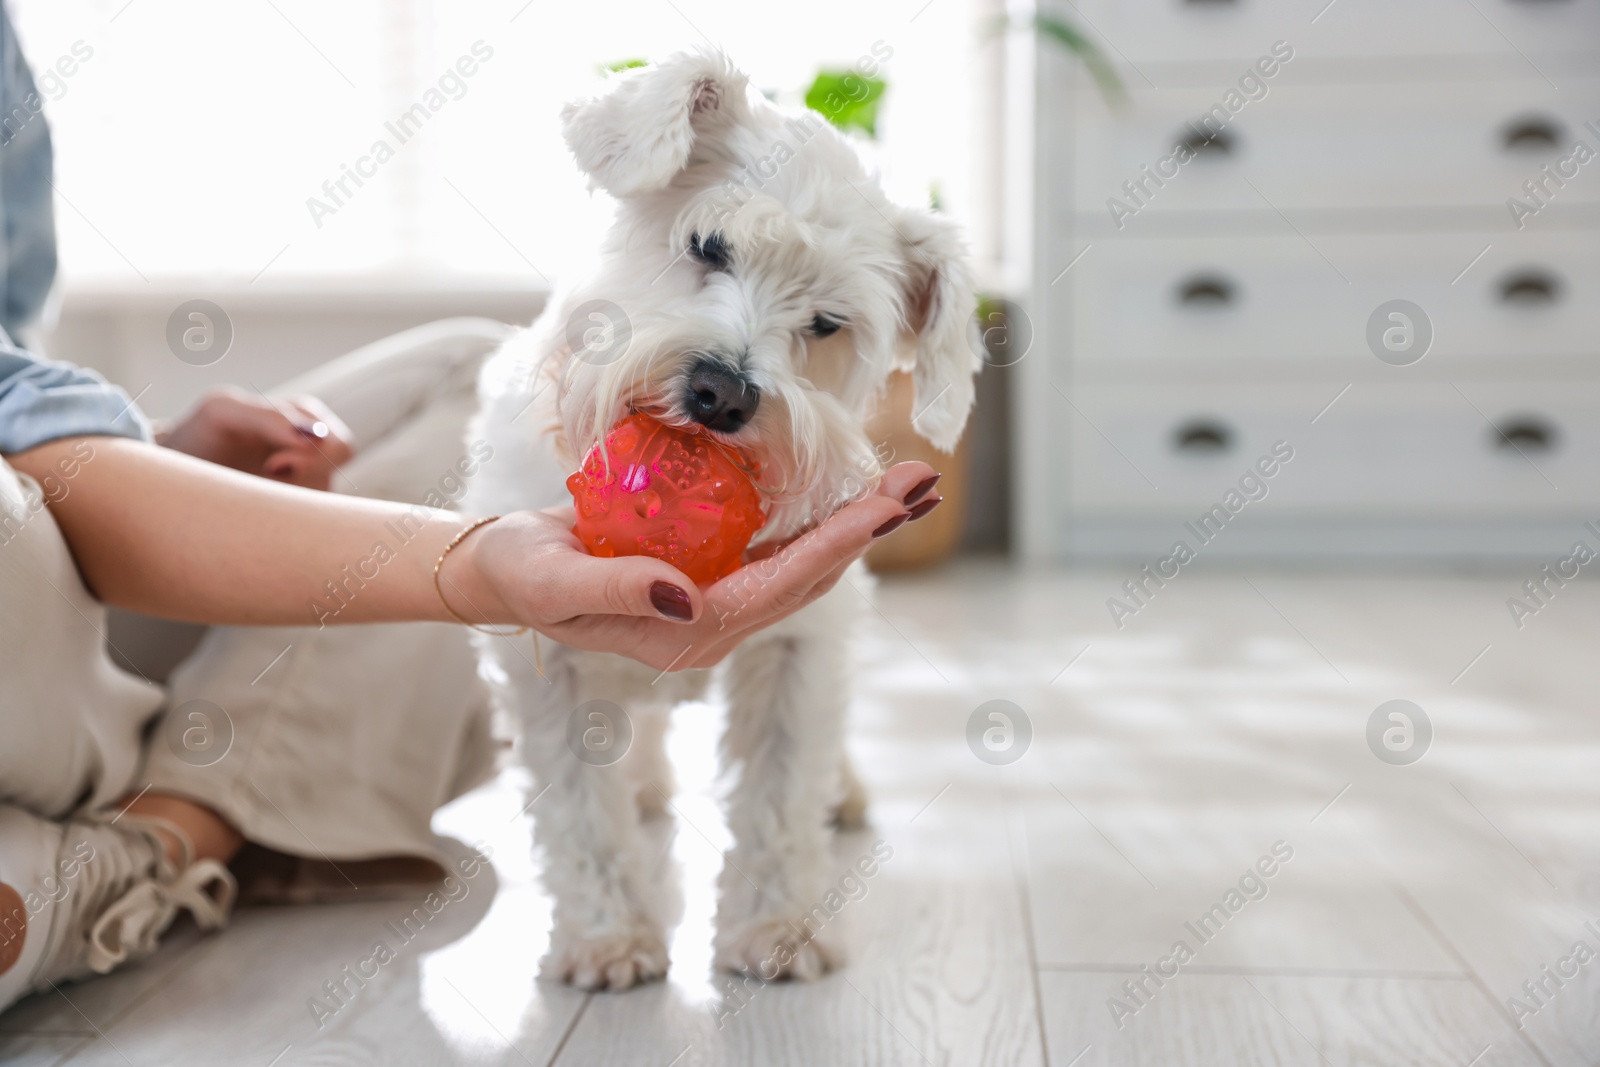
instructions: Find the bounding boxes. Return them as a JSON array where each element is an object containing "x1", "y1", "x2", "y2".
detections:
[{"x1": 544, "y1": 331, "x2": 884, "y2": 542}]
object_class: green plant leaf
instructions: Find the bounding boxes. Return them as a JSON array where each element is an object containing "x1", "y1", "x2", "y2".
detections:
[
  {"x1": 599, "y1": 58, "x2": 648, "y2": 75},
  {"x1": 804, "y1": 70, "x2": 888, "y2": 139},
  {"x1": 1032, "y1": 14, "x2": 1124, "y2": 102},
  {"x1": 983, "y1": 12, "x2": 1125, "y2": 106}
]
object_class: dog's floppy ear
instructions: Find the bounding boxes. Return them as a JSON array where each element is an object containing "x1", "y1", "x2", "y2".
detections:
[
  {"x1": 894, "y1": 208, "x2": 980, "y2": 452},
  {"x1": 561, "y1": 51, "x2": 749, "y2": 199}
]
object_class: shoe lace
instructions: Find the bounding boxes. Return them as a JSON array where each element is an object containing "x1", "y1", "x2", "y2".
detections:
[{"x1": 81, "y1": 819, "x2": 237, "y2": 975}]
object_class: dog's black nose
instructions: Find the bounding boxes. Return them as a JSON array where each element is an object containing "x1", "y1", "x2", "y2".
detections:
[{"x1": 684, "y1": 359, "x2": 760, "y2": 433}]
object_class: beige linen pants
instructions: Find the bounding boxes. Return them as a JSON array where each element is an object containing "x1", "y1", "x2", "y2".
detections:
[{"x1": 1, "y1": 317, "x2": 516, "y2": 883}]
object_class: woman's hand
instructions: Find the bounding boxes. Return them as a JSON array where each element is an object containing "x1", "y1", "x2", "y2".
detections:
[
  {"x1": 156, "y1": 387, "x2": 355, "y2": 491},
  {"x1": 442, "y1": 462, "x2": 942, "y2": 671}
]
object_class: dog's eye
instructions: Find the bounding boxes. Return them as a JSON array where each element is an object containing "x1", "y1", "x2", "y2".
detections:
[
  {"x1": 809, "y1": 315, "x2": 844, "y2": 338},
  {"x1": 688, "y1": 231, "x2": 731, "y2": 271}
]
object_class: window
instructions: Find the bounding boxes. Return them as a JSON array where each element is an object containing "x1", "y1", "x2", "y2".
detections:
[{"x1": 11, "y1": 0, "x2": 975, "y2": 289}]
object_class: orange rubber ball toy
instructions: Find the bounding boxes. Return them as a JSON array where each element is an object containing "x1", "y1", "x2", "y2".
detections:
[{"x1": 567, "y1": 413, "x2": 766, "y2": 585}]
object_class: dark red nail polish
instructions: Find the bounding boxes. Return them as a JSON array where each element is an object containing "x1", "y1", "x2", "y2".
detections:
[
  {"x1": 903, "y1": 473, "x2": 941, "y2": 507},
  {"x1": 907, "y1": 496, "x2": 942, "y2": 522},
  {"x1": 872, "y1": 513, "x2": 910, "y2": 539},
  {"x1": 650, "y1": 581, "x2": 693, "y2": 621}
]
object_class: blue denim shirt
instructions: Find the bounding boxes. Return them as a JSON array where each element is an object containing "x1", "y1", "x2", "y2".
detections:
[
  {"x1": 0, "y1": 2, "x2": 148, "y2": 454},
  {"x1": 1, "y1": 0, "x2": 57, "y2": 343},
  {"x1": 0, "y1": 343, "x2": 150, "y2": 453}
]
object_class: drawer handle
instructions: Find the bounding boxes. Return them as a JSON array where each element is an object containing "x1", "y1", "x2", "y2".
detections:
[
  {"x1": 1178, "y1": 128, "x2": 1235, "y2": 158},
  {"x1": 1174, "y1": 420, "x2": 1232, "y2": 454},
  {"x1": 1501, "y1": 116, "x2": 1564, "y2": 152},
  {"x1": 1492, "y1": 418, "x2": 1556, "y2": 453},
  {"x1": 1178, "y1": 275, "x2": 1236, "y2": 307},
  {"x1": 1499, "y1": 270, "x2": 1561, "y2": 304}
]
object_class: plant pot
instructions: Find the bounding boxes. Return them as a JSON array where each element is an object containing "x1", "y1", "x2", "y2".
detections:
[{"x1": 865, "y1": 370, "x2": 971, "y2": 572}]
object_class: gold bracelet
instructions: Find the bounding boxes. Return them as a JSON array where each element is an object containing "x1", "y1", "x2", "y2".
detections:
[{"x1": 433, "y1": 516, "x2": 529, "y2": 636}]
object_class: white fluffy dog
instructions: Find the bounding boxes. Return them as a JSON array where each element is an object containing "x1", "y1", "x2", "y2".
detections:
[{"x1": 464, "y1": 50, "x2": 978, "y2": 990}]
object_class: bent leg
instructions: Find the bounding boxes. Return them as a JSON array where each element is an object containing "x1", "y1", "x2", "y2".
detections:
[{"x1": 137, "y1": 318, "x2": 516, "y2": 886}]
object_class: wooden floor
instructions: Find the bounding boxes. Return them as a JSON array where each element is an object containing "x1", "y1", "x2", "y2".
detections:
[{"x1": 4, "y1": 562, "x2": 1597, "y2": 1066}]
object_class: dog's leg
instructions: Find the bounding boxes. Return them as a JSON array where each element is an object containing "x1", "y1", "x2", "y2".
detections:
[
  {"x1": 712, "y1": 581, "x2": 855, "y2": 980},
  {"x1": 500, "y1": 644, "x2": 668, "y2": 991},
  {"x1": 629, "y1": 702, "x2": 675, "y2": 819}
]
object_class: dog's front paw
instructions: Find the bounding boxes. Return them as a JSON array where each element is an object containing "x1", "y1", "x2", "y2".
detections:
[
  {"x1": 543, "y1": 928, "x2": 669, "y2": 991},
  {"x1": 714, "y1": 919, "x2": 845, "y2": 982}
]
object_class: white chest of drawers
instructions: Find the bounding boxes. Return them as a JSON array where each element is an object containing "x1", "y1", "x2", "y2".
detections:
[{"x1": 1015, "y1": 0, "x2": 1600, "y2": 561}]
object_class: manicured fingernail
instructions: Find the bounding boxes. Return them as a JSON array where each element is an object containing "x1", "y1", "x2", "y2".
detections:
[
  {"x1": 903, "y1": 473, "x2": 941, "y2": 507},
  {"x1": 907, "y1": 496, "x2": 942, "y2": 522},
  {"x1": 650, "y1": 581, "x2": 693, "y2": 621},
  {"x1": 872, "y1": 513, "x2": 910, "y2": 539}
]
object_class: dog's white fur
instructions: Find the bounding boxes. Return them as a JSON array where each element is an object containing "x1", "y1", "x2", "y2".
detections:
[{"x1": 464, "y1": 50, "x2": 978, "y2": 990}]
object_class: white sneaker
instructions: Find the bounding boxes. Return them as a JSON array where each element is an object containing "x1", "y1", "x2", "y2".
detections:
[{"x1": 0, "y1": 805, "x2": 236, "y2": 1013}]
